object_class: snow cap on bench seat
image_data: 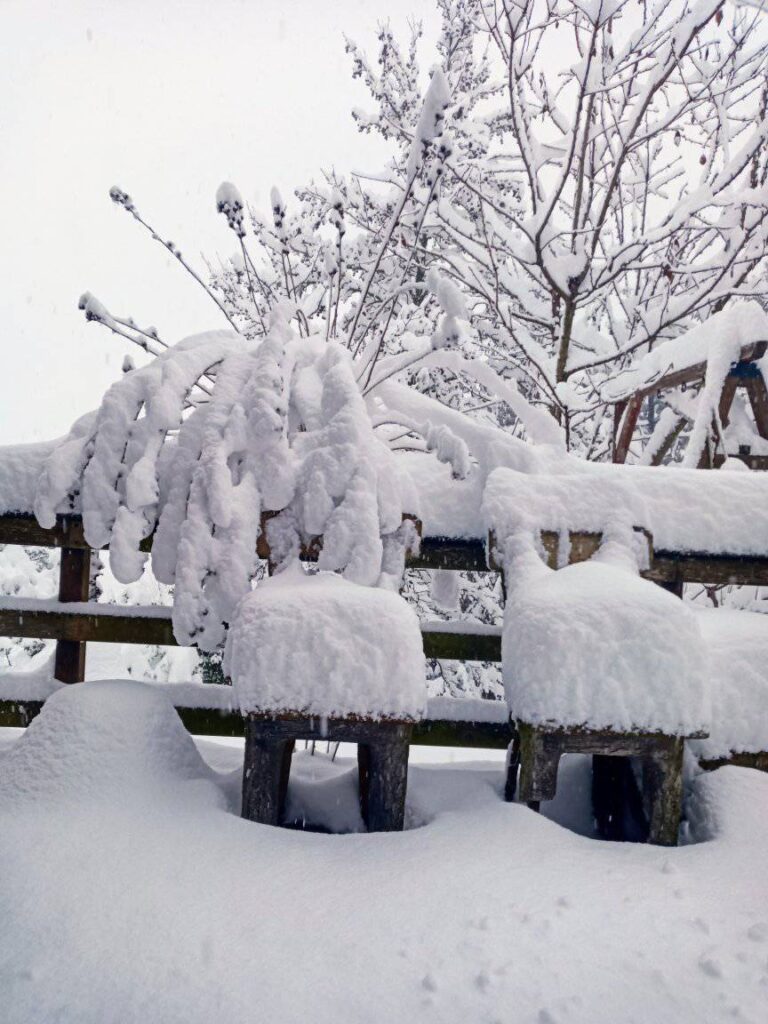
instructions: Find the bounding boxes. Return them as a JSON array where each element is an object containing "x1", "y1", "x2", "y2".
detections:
[
  {"x1": 225, "y1": 562, "x2": 426, "y2": 721},
  {"x1": 691, "y1": 609, "x2": 768, "y2": 761},
  {"x1": 502, "y1": 544, "x2": 709, "y2": 736}
]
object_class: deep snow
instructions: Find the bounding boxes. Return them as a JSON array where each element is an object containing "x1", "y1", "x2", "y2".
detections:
[{"x1": 0, "y1": 680, "x2": 766, "y2": 1024}]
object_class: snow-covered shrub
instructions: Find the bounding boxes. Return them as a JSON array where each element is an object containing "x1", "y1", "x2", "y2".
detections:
[{"x1": 35, "y1": 318, "x2": 430, "y2": 651}]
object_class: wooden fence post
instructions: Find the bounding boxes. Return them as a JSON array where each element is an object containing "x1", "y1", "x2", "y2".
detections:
[{"x1": 53, "y1": 545, "x2": 91, "y2": 683}]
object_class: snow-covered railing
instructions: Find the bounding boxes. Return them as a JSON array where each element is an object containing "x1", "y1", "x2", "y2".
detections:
[{"x1": 0, "y1": 510, "x2": 506, "y2": 745}]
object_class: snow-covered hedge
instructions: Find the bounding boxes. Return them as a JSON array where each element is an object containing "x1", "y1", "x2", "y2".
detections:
[{"x1": 33, "y1": 322, "x2": 431, "y2": 650}]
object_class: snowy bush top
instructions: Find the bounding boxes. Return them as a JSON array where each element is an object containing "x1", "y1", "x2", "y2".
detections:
[
  {"x1": 0, "y1": 679, "x2": 211, "y2": 806},
  {"x1": 33, "y1": 317, "x2": 427, "y2": 651},
  {"x1": 483, "y1": 463, "x2": 768, "y2": 559},
  {"x1": 502, "y1": 539, "x2": 708, "y2": 735},
  {"x1": 691, "y1": 609, "x2": 768, "y2": 761},
  {"x1": 224, "y1": 562, "x2": 426, "y2": 721}
]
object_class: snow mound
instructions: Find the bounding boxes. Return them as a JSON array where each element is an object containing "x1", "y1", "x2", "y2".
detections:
[
  {"x1": 0, "y1": 680, "x2": 212, "y2": 805},
  {"x1": 686, "y1": 763, "x2": 768, "y2": 845},
  {"x1": 692, "y1": 609, "x2": 768, "y2": 761},
  {"x1": 503, "y1": 558, "x2": 708, "y2": 734},
  {"x1": 226, "y1": 564, "x2": 426, "y2": 720}
]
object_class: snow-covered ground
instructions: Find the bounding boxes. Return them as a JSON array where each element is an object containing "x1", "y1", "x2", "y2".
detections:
[{"x1": 0, "y1": 680, "x2": 766, "y2": 1024}]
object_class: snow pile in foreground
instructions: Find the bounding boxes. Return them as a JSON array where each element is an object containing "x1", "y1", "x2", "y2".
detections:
[
  {"x1": 692, "y1": 609, "x2": 768, "y2": 761},
  {"x1": 0, "y1": 680, "x2": 214, "y2": 805},
  {"x1": 503, "y1": 555, "x2": 708, "y2": 734},
  {"x1": 0, "y1": 680, "x2": 766, "y2": 1024},
  {"x1": 226, "y1": 563, "x2": 426, "y2": 720}
]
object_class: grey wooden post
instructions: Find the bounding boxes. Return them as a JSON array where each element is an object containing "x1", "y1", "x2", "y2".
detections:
[
  {"x1": 357, "y1": 725, "x2": 412, "y2": 832},
  {"x1": 54, "y1": 542, "x2": 91, "y2": 683},
  {"x1": 242, "y1": 722, "x2": 295, "y2": 825},
  {"x1": 644, "y1": 737, "x2": 684, "y2": 846},
  {"x1": 517, "y1": 724, "x2": 562, "y2": 805}
]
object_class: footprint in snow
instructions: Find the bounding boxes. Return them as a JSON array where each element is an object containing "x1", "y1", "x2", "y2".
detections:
[{"x1": 698, "y1": 954, "x2": 723, "y2": 979}]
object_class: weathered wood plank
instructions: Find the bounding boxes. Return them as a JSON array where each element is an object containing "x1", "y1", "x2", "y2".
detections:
[
  {"x1": 0, "y1": 699, "x2": 43, "y2": 729},
  {"x1": 648, "y1": 551, "x2": 768, "y2": 587},
  {"x1": 409, "y1": 538, "x2": 490, "y2": 571},
  {"x1": 613, "y1": 393, "x2": 643, "y2": 464},
  {"x1": 0, "y1": 513, "x2": 91, "y2": 549},
  {"x1": 612, "y1": 344, "x2": 768, "y2": 406},
  {"x1": 0, "y1": 513, "x2": 156, "y2": 552},
  {"x1": 0, "y1": 605, "x2": 503, "y2": 662},
  {"x1": 0, "y1": 514, "x2": 492, "y2": 572},
  {"x1": 0, "y1": 606, "x2": 178, "y2": 645},
  {"x1": 421, "y1": 628, "x2": 501, "y2": 662},
  {"x1": 0, "y1": 698, "x2": 513, "y2": 748},
  {"x1": 54, "y1": 546, "x2": 91, "y2": 684}
]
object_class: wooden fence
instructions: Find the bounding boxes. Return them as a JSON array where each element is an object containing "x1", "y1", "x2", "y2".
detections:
[{"x1": 2, "y1": 510, "x2": 768, "y2": 747}]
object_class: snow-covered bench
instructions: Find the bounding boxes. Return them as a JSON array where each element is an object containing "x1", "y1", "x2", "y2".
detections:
[
  {"x1": 502, "y1": 545, "x2": 709, "y2": 845},
  {"x1": 692, "y1": 609, "x2": 768, "y2": 773},
  {"x1": 225, "y1": 565, "x2": 427, "y2": 832}
]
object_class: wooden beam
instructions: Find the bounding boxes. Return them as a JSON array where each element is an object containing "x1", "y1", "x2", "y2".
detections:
[
  {"x1": 0, "y1": 604, "x2": 503, "y2": 663},
  {"x1": 0, "y1": 605, "x2": 177, "y2": 646},
  {"x1": 613, "y1": 393, "x2": 643, "y2": 464},
  {"x1": 0, "y1": 698, "x2": 513, "y2": 749},
  {"x1": 410, "y1": 538, "x2": 490, "y2": 571},
  {"x1": 648, "y1": 551, "x2": 768, "y2": 587},
  {"x1": 616, "y1": 343, "x2": 768, "y2": 406},
  {"x1": 53, "y1": 546, "x2": 90, "y2": 684},
  {"x1": 0, "y1": 513, "x2": 90, "y2": 549},
  {"x1": 718, "y1": 375, "x2": 739, "y2": 428},
  {"x1": 744, "y1": 374, "x2": 768, "y2": 441},
  {"x1": 421, "y1": 628, "x2": 501, "y2": 662},
  {"x1": 0, "y1": 514, "x2": 494, "y2": 572}
]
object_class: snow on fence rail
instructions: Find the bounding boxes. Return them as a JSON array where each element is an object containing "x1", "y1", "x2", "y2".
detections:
[
  {"x1": 0, "y1": 510, "x2": 507, "y2": 746},
  {"x1": 3, "y1": 505, "x2": 768, "y2": 748}
]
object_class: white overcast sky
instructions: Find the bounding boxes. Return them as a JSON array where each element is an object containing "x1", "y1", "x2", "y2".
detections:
[{"x1": 0, "y1": 0, "x2": 439, "y2": 444}]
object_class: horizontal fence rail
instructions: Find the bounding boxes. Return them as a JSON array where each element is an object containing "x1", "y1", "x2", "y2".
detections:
[
  {"x1": 2, "y1": 509, "x2": 768, "y2": 745},
  {"x1": 0, "y1": 599, "x2": 504, "y2": 662},
  {"x1": 0, "y1": 696, "x2": 514, "y2": 749}
]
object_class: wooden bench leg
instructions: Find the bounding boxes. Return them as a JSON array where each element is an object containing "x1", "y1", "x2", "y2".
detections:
[
  {"x1": 358, "y1": 727, "x2": 411, "y2": 832},
  {"x1": 242, "y1": 724, "x2": 295, "y2": 826},
  {"x1": 518, "y1": 725, "x2": 562, "y2": 804},
  {"x1": 644, "y1": 738, "x2": 684, "y2": 846}
]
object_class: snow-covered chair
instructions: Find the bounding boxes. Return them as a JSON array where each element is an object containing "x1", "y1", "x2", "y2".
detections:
[
  {"x1": 225, "y1": 563, "x2": 426, "y2": 832},
  {"x1": 692, "y1": 609, "x2": 768, "y2": 773},
  {"x1": 502, "y1": 544, "x2": 709, "y2": 845}
]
